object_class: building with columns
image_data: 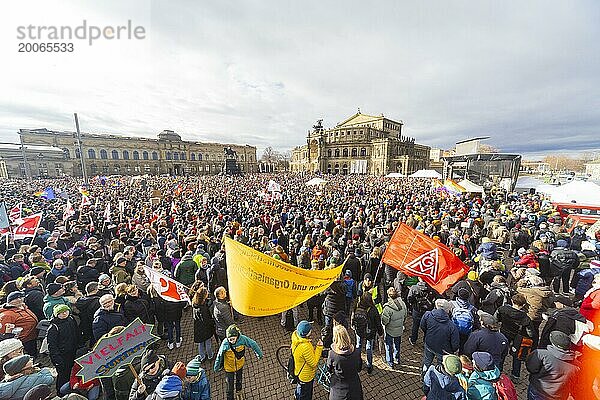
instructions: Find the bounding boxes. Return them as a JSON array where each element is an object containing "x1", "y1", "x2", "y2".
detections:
[
  {"x1": 10, "y1": 128, "x2": 257, "y2": 178},
  {"x1": 290, "y1": 111, "x2": 430, "y2": 175}
]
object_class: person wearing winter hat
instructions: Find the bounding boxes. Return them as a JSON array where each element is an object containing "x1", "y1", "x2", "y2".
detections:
[
  {"x1": 42, "y1": 282, "x2": 69, "y2": 319},
  {"x1": 23, "y1": 384, "x2": 53, "y2": 400},
  {"x1": 467, "y1": 351, "x2": 501, "y2": 400},
  {"x1": 464, "y1": 311, "x2": 508, "y2": 371},
  {"x1": 526, "y1": 331, "x2": 580, "y2": 400},
  {"x1": 0, "y1": 290, "x2": 39, "y2": 357},
  {"x1": 550, "y1": 238, "x2": 580, "y2": 294},
  {"x1": 47, "y1": 303, "x2": 80, "y2": 391},
  {"x1": 290, "y1": 320, "x2": 323, "y2": 400},
  {"x1": 214, "y1": 324, "x2": 263, "y2": 400},
  {"x1": 423, "y1": 354, "x2": 465, "y2": 399},
  {"x1": 146, "y1": 364, "x2": 185, "y2": 400},
  {"x1": 0, "y1": 338, "x2": 24, "y2": 380},
  {"x1": 420, "y1": 298, "x2": 459, "y2": 374},
  {"x1": 130, "y1": 349, "x2": 171, "y2": 400},
  {"x1": 183, "y1": 355, "x2": 211, "y2": 400},
  {"x1": 110, "y1": 257, "x2": 131, "y2": 285},
  {"x1": 0, "y1": 355, "x2": 54, "y2": 399}
]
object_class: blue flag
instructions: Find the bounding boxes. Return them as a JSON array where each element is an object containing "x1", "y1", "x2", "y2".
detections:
[
  {"x1": 0, "y1": 202, "x2": 9, "y2": 229},
  {"x1": 41, "y1": 187, "x2": 56, "y2": 200}
]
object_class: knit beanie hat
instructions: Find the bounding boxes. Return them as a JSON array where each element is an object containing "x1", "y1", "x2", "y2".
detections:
[
  {"x1": 171, "y1": 361, "x2": 187, "y2": 381},
  {"x1": 550, "y1": 331, "x2": 572, "y2": 350},
  {"x1": 0, "y1": 338, "x2": 23, "y2": 358},
  {"x1": 46, "y1": 282, "x2": 62, "y2": 296},
  {"x1": 442, "y1": 355, "x2": 462, "y2": 376},
  {"x1": 296, "y1": 320, "x2": 312, "y2": 338},
  {"x1": 186, "y1": 356, "x2": 202, "y2": 376},
  {"x1": 3, "y1": 354, "x2": 31, "y2": 376},
  {"x1": 226, "y1": 324, "x2": 241, "y2": 338},
  {"x1": 154, "y1": 375, "x2": 182, "y2": 399},
  {"x1": 457, "y1": 288, "x2": 470, "y2": 300},
  {"x1": 467, "y1": 271, "x2": 479, "y2": 281},
  {"x1": 472, "y1": 352, "x2": 495, "y2": 371},
  {"x1": 556, "y1": 239, "x2": 568, "y2": 248},
  {"x1": 23, "y1": 384, "x2": 53, "y2": 400},
  {"x1": 140, "y1": 349, "x2": 159, "y2": 369},
  {"x1": 53, "y1": 304, "x2": 70, "y2": 317},
  {"x1": 7, "y1": 291, "x2": 25, "y2": 303}
]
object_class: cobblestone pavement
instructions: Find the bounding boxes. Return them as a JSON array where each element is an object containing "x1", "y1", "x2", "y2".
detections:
[{"x1": 149, "y1": 305, "x2": 530, "y2": 400}]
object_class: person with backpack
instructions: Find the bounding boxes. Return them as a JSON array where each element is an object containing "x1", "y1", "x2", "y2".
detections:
[
  {"x1": 571, "y1": 259, "x2": 600, "y2": 302},
  {"x1": 467, "y1": 352, "x2": 501, "y2": 400},
  {"x1": 352, "y1": 292, "x2": 383, "y2": 374},
  {"x1": 422, "y1": 354, "x2": 466, "y2": 400},
  {"x1": 420, "y1": 299, "x2": 459, "y2": 374},
  {"x1": 380, "y1": 287, "x2": 406, "y2": 368},
  {"x1": 480, "y1": 276, "x2": 511, "y2": 315},
  {"x1": 463, "y1": 311, "x2": 509, "y2": 370},
  {"x1": 496, "y1": 293, "x2": 536, "y2": 383},
  {"x1": 451, "y1": 288, "x2": 480, "y2": 352},
  {"x1": 407, "y1": 278, "x2": 435, "y2": 345},
  {"x1": 343, "y1": 270, "x2": 357, "y2": 315},
  {"x1": 549, "y1": 239, "x2": 580, "y2": 294},
  {"x1": 526, "y1": 331, "x2": 580, "y2": 400},
  {"x1": 214, "y1": 324, "x2": 263, "y2": 400},
  {"x1": 290, "y1": 320, "x2": 323, "y2": 400}
]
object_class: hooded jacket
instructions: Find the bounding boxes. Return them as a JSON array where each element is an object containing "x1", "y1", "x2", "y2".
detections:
[
  {"x1": 420, "y1": 309, "x2": 459, "y2": 355},
  {"x1": 423, "y1": 364, "x2": 466, "y2": 400},
  {"x1": 467, "y1": 367, "x2": 501, "y2": 400},
  {"x1": 0, "y1": 367, "x2": 54, "y2": 399},
  {"x1": 517, "y1": 286, "x2": 554, "y2": 322},
  {"x1": 47, "y1": 315, "x2": 80, "y2": 367},
  {"x1": 463, "y1": 328, "x2": 509, "y2": 370},
  {"x1": 291, "y1": 330, "x2": 323, "y2": 383},
  {"x1": 42, "y1": 294, "x2": 70, "y2": 320},
  {"x1": 213, "y1": 299, "x2": 234, "y2": 338},
  {"x1": 147, "y1": 375, "x2": 182, "y2": 400},
  {"x1": 539, "y1": 308, "x2": 587, "y2": 348},
  {"x1": 174, "y1": 253, "x2": 197, "y2": 286},
  {"x1": 214, "y1": 334, "x2": 263, "y2": 373},
  {"x1": 323, "y1": 280, "x2": 346, "y2": 318},
  {"x1": 381, "y1": 297, "x2": 407, "y2": 338},
  {"x1": 496, "y1": 304, "x2": 535, "y2": 343},
  {"x1": 526, "y1": 345, "x2": 580, "y2": 399}
]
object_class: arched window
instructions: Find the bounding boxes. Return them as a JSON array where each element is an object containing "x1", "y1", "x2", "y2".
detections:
[
  {"x1": 100, "y1": 149, "x2": 108, "y2": 159},
  {"x1": 152, "y1": 152, "x2": 158, "y2": 160},
  {"x1": 111, "y1": 150, "x2": 119, "y2": 160},
  {"x1": 327, "y1": 149, "x2": 332, "y2": 157},
  {"x1": 198, "y1": 154, "x2": 203, "y2": 161},
  {"x1": 143, "y1": 151, "x2": 149, "y2": 160},
  {"x1": 352, "y1": 148, "x2": 357, "y2": 157},
  {"x1": 166, "y1": 152, "x2": 172, "y2": 160},
  {"x1": 123, "y1": 150, "x2": 129, "y2": 160},
  {"x1": 62, "y1": 148, "x2": 70, "y2": 159},
  {"x1": 343, "y1": 148, "x2": 348, "y2": 157},
  {"x1": 75, "y1": 148, "x2": 81, "y2": 159},
  {"x1": 133, "y1": 151, "x2": 139, "y2": 160},
  {"x1": 88, "y1": 149, "x2": 96, "y2": 159},
  {"x1": 334, "y1": 149, "x2": 340, "y2": 157},
  {"x1": 191, "y1": 153, "x2": 196, "y2": 161},
  {"x1": 360, "y1": 148, "x2": 366, "y2": 157},
  {"x1": 327, "y1": 164, "x2": 332, "y2": 174},
  {"x1": 173, "y1": 152, "x2": 179, "y2": 161},
  {"x1": 180, "y1": 152, "x2": 186, "y2": 160}
]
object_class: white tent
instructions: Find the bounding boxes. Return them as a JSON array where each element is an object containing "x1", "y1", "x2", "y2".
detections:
[
  {"x1": 385, "y1": 172, "x2": 405, "y2": 178},
  {"x1": 305, "y1": 177, "x2": 328, "y2": 186},
  {"x1": 409, "y1": 169, "x2": 442, "y2": 178},
  {"x1": 458, "y1": 179, "x2": 484, "y2": 193},
  {"x1": 515, "y1": 176, "x2": 545, "y2": 191},
  {"x1": 544, "y1": 180, "x2": 600, "y2": 205}
]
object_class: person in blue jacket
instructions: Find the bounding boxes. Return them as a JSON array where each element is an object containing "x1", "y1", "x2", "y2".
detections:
[
  {"x1": 420, "y1": 299, "x2": 459, "y2": 374},
  {"x1": 183, "y1": 355, "x2": 210, "y2": 400},
  {"x1": 423, "y1": 354, "x2": 466, "y2": 400}
]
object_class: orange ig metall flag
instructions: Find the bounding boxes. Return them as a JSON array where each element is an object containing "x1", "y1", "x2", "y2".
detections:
[{"x1": 382, "y1": 223, "x2": 469, "y2": 294}]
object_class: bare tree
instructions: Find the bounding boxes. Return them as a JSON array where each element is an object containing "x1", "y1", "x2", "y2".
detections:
[
  {"x1": 478, "y1": 144, "x2": 500, "y2": 154},
  {"x1": 542, "y1": 155, "x2": 585, "y2": 172},
  {"x1": 261, "y1": 146, "x2": 281, "y2": 163}
]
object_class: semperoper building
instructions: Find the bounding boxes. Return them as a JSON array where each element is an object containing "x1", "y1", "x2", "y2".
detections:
[{"x1": 290, "y1": 111, "x2": 430, "y2": 176}]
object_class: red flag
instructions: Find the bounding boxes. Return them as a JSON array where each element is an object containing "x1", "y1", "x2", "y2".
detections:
[
  {"x1": 382, "y1": 223, "x2": 469, "y2": 294},
  {"x1": 9, "y1": 203, "x2": 22, "y2": 223},
  {"x1": 13, "y1": 212, "x2": 43, "y2": 240}
]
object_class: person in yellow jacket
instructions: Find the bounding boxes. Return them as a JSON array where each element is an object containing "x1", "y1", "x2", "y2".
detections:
[
  {"x1": 214, "y1": 324, "x2": 263, "y2": 400},
  {"x1": 291, "y1": 320, "x2": 323, "y2": 400}
]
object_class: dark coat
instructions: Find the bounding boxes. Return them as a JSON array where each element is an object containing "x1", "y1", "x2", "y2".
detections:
[
  {"x1": 92, "y1": 308, "x2": 127, "y2": 341},
  {"x1": 463, "y1": 328, "x2": 509, "y2": 369},
  {"x1": 123, "y1": 295, "x2": 154, "y2": 324},
  {"x1": 539, "y1": 308, "x2": 587, "y2": 348},
  {"x1": 24, "y1": 286, "x2": 45, "y2": 321},
  {"x1": 193, "y1": 299, "x2": 215, "y2": 343},
  {"x1": 76, "y1": 265, "x2": 100, "y2": 292},
  {"x1": 129, "y1": 355, "x2": 170, "y2": 400},
  {"x1": 161, "y1": 300, "x2": 185, "y2": 322},
  {"x1": 344, "y1": 256, "x2": 362, "y2": 282},
  {"x1": 323, "y1": 280, "x2": 346, "y2": 318},
  {"x1": 496, "y1": 305, "x2": 536, "y2": 344},
  {"x1": 47, "y1": 315, "x2": 81, "y2": 367},
  {"x1": 526, "y1": 345, "x2": 580, "y2": 399},
  {"x1": 326, "y1": 347, "x2": 363, "y2": 400},
  {"x1": 420, "y1": 309, "x2": 459, "y2": 355},
  {"x1": 76, "y1": 294, "x2": 101, "y2": 341}
]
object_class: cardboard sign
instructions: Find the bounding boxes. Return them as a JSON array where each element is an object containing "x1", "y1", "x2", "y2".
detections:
[{"x1": 75, "y1": 318, "x2": 159, "y2": 383}]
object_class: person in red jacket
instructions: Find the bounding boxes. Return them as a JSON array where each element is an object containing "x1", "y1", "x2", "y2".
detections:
[
  {"x1": 513, "y1": 248, "x2": 539, "y2": 269},
  {"x1": 59, "y1": 349, "x2": 101, "y2": 400},
  {"x1": 580, "y1": 274, "x2": 600, "y2": 334},
  {"x1": 0, "y1": 291, "x2": 38, "y2": 356}
]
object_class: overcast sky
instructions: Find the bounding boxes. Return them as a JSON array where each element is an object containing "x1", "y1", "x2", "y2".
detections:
[{"x1": 1, "y1": 0, "x2": 599, "y2": 159}]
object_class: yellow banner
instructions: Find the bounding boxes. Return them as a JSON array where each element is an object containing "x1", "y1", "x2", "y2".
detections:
[{"x1": 223, "y1": 237, "x2": 343, "y2": 316}]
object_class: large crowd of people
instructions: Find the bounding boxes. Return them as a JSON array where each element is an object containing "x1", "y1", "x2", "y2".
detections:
[{"x1": 0, "y1": 172, "x2": 599, "y2": 400}]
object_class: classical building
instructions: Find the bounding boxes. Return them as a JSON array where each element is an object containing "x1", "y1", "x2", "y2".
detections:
[
  {"x1": 0, "y1": 143, "x2": 65, "y2": 179},
  {"x1": 8, "y1": 128, "x2": 257, "y2": 178},
  {"x1": 290, "y1": 111, "x2": 430, "y2": 176},
  {"x1": 585, "y1": 159, "x2": 600, "y2": 180}
]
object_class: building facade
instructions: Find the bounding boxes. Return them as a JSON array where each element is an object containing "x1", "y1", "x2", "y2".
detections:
[
  {"x1": 11, "y1": 128, "x2": 257, "y2": 178},
  {"x1": 585, "y1": 159, "x2": 600, "y2": 180},
  {"x1": 290, "y1": 111, "x2": 430, "y2": 176},
  {"x1": 0, "y1": 143, "x2": 66, "y2": 179}
]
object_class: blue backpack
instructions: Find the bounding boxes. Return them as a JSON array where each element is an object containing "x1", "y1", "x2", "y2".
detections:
[
  {"x1": 452, "y1": 302, "x2": 474, "y2": 335},
  {"x1": 344, "y1": 278, "x2": 355, "y2": 299}
]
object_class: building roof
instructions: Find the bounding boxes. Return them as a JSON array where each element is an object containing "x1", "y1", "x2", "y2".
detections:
[
  {"x1": 455, "y1": 137, "x2": 490, "y2": 145},
  {"x1": 336, "y1": 111, "x2": 402, "y2": 128},
  {"x1": 0, "y1": 143, "x2": 63, "y2": 153}
]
